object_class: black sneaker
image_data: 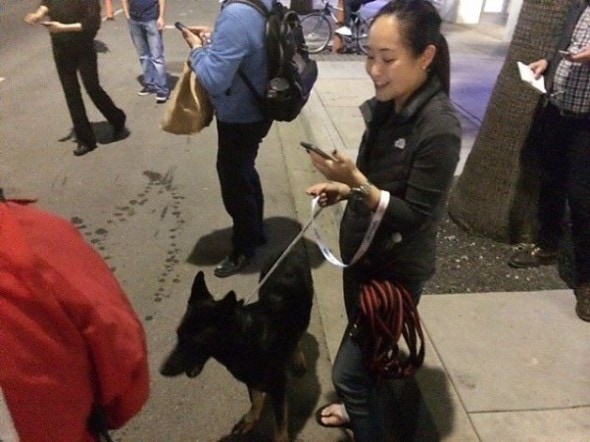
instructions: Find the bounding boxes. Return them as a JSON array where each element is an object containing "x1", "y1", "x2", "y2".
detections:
[
  {"x1": 138, "y1": 86, "x2": 154, "y2": 96},
  {"x1": 155, "y1": 92, "x2": 168, "y2": 104},
  {"x1": 73, "y1": 143, "x2": 96, "y2": 156},
  {"x1": 214, "y1": 252, "x2": 251, "y2": 278},
  {"x1": 112, "y1": 113, "x2": 128, "y2": 141},
  {"x1": 508, "y1": 244, "x2": 558, "y2": 269}
]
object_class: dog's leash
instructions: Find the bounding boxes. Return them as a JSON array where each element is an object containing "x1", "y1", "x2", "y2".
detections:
[{"x1": 244, "y1": 201, "x2": 323, "y2": 303}]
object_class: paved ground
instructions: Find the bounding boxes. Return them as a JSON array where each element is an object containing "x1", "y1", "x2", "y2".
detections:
[{"x1": 2, "y1": 0, "x2": 589, "y2": 440}]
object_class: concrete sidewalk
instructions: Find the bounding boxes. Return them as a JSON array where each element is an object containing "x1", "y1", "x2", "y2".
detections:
[{"x1": 281, "y1": 21, "x2": 590, "y2": 441}]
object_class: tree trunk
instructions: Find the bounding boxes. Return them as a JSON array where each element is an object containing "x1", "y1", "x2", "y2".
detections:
[{"x1": 447, "y1": 0, "x2": 575, "y2": 244}]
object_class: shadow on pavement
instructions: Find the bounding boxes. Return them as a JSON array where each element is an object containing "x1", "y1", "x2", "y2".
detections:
[{"x1": 186, "y1": 215, "x2": 328, "y2": 273}]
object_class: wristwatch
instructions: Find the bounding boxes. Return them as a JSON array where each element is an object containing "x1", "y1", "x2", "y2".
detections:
[{"x1": 349, "y1": 182, "x2": 372, "y2": 202}]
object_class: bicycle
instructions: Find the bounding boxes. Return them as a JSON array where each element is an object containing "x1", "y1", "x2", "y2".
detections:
[{"x1": 300, "y1": 0, "x2": 372, "y2": 55}]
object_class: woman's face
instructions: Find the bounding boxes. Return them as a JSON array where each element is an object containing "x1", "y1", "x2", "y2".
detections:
[{"x1": 365, "y1": 15, "x2": 435, "y2": 109}]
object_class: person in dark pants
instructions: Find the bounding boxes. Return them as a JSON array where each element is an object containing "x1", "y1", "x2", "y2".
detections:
[
  {"x1": 25, "y1": 0, "x2": 127, "y2": 156},
  {"x1": 509, "y1": 0, "x2": 590, "y2": 322},
  {"x1": 216, "y1": 119, "x2": 272, "y2": 263},
  {"x1": 180, "y1": 0, "x2": 273, "y2": 278}
]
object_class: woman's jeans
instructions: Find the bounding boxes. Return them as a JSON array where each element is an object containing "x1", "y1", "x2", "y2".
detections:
[
  {"x1": 333, "y1": 273, "x2": 424, "y2": 442},
  {"x1": 128, "y1": 19, "x2": 169, "y2": 96}
]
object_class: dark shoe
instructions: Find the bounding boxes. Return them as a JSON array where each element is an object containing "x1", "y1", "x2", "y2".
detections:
[
  {"x1": 155, "y1": 92, "x2": 168, "y2": 104},
  {"x1": 214, "y1": 252, "x2": 251, "y2": 278},
  {"x1": 112, "y1": 114, "x2": 127, "y2": 141},
  {"x1": 137, "y1": 86, "x2": 154, "y2": 96},
  {"x1": 575, "y1": 283, "x2": 590, "y2": 322},
  {"x1": 508, "y1": 244, "x2": 558, "y2": 268},
  {"x1": 73, "y1": 143, "x2": 96, "y2": 156}
]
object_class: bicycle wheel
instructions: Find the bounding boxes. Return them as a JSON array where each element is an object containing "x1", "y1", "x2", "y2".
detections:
[
  {"x1": 355, "y1": 16, "x2": 371, "y2": 55},
  {"x1": 300, "y1": 12, "x2": 332, "y2": 54}
]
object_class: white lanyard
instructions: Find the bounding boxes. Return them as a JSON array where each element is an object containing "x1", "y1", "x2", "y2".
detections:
[{"x1": 311, "y1": 190, "x2": 392, "y2": 268}]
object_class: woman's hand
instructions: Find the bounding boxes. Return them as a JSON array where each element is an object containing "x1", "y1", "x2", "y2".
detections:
[
  {"x1": 305, "y1": 182, "x2": 351, "y2": 207},
  {"x1": 308, "y1": 150, "x2": 366, "y2": 188}
]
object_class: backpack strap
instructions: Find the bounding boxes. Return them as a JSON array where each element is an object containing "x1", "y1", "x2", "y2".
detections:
[
  {"x1": 224, "y1": 0, "x2": 273, "y2": 110},
  {"x1": 223, "y1": 0, "x2": 269, "y2": 17}
]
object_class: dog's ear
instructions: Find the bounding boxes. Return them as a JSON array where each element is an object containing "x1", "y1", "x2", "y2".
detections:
[
  {"x1": 189, "y1": 271, "x2": 213, "y2": 305},
  {"x1": 219, "y1": 290, "x2": 238, "y2": 313}
]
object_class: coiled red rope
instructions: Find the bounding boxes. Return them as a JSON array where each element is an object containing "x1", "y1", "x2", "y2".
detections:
[{"x1": 355, "y1": 279, "x2": 425, "y2": 383}]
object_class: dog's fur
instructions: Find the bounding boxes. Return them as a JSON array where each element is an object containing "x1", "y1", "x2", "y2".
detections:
[{"x1": 160, "y1": 245, "x2": 313, "y2": 442}]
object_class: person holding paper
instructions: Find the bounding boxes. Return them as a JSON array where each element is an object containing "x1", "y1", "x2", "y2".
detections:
[{"x1": 509, "y1": 0, "x2": 590, "y2": 323}]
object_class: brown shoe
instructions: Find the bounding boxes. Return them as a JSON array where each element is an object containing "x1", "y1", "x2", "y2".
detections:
[
  {"x1": 508, "y1": 244, "x2": 558, "y2": 269},
  {"x1": 575, "y1": 283, "x2": 590, "y2": 322}
]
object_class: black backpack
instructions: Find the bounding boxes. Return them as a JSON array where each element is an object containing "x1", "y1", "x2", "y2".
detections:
[{"x1": 227, "y1": 0, "x2": 318, "y2": 122}]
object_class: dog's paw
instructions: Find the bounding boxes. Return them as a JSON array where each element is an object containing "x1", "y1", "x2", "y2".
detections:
[
  {"x1": 231, "y1": 415, "x2": 258, "y2": 435},
  {"x1": 288, "y1": 348, "x2": 307, "y2": 377},
  {"x1": 288, "y1": 362, "x2": 307, "y2": 378}
]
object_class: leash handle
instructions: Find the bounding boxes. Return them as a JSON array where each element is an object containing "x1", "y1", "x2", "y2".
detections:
[{"x1": 245, "y1": 201, "x2": 323, "y2": 301}]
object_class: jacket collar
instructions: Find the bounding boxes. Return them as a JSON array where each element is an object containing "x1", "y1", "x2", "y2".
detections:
[{"x1": 360, "y1": 76, "x2": 444, "y2": 126}]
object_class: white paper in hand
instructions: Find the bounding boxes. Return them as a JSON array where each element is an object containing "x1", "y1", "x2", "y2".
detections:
[{"x1": 517, "y1": 62, "x2": 546, "y2": 94}]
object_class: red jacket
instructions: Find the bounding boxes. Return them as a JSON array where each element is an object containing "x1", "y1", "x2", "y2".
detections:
[{"x1": 0, "y1": 201, "x2": 149, "y2": 441}]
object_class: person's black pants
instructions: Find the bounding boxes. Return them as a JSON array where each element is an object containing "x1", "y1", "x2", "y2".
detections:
[
  {"x1": 216, "y1": 118, "x2": 273, "y2": 257},
  {"x1": 535, "y1": 102, "x2": 590, "y2": 285},
  {"x1": 52, "y1": 38, "x2": 125, "y2": 147}
]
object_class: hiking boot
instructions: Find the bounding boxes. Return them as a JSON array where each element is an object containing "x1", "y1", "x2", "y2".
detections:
[
  {"x1": 508, "y1": 244, "x2": 558, "y2": 269},
  {"x1": 575, "y1": 283, "x2": 590, "y2": 322},
  {"x1": 214, "y1": 252, "x2": 251, "y2": 278}
]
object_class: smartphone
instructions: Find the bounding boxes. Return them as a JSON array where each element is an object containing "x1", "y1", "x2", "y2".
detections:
[
  {"x1": 175, "y1": 21, "x2": 189, "y2": 32},
  {"x1": 300, "y1": 141, "x2": 339, "y2": 162}
]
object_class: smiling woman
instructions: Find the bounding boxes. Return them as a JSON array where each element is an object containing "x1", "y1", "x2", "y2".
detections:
[{"x1": 304, "y1": 1, "x2": 460, "y2": 440}]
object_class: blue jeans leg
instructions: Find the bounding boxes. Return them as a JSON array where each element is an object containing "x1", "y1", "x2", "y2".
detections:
[
  {"x1": 334, "y1": 276, "x2": 425, "y2": 442},
  {"x1": 128, "y1": 19, "x2": 169, "y2": 96}
]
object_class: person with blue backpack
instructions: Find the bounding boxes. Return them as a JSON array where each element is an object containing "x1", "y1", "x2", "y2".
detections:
[{"x1": 179, "y1": 0, "x2": 274, "y2": 278}]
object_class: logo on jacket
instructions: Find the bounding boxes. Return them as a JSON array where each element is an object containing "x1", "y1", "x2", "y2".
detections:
[{"x1": 394, "y1": 138, "x2": 406, "y2": 149}]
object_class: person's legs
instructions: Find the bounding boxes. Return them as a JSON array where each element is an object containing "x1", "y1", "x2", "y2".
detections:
[
  {"x1": 566, "y1": 117, "x2": 590, "y2": 321},
  {"x1": 128, "y1": 20, "x2": 155, "y2": 92},
  {"x1": 52, "y1": 44, "x2": 95, "y2": 148},
  {"x1": 143, "y1": 20, "x2": 169, "y2": 98},
  {"x1": 214, "y1": 119, "x2": 272, "y2": 276},
  {"x1": 330, "y1": 273, "x2": 424, "y2": 442},
  {"x1": 509, "y1": 104, "x2": 569, "y2": 268},
  {"x1": 536, "y1": 104, "x2": 570, "y2": 251},
  {"x1": 332, "y1": 327, "x2": 384, "y2": 442},
  {"x1": 78, "y1": 39, "x2": 126, "y2": 134}
]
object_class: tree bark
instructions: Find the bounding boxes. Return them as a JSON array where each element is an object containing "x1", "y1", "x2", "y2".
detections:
[{"x1": 447, "y1": 0, "x2": 575, "y2": 243}]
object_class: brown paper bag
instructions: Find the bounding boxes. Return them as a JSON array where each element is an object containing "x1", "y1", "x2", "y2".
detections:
[{"x1": 161, "y1": 61, "x2": 213, "y2": 135}]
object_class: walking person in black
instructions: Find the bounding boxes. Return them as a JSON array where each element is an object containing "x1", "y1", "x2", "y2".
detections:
[{"x1": 25, "y1": 0, "x2": 127, "y2": 156}]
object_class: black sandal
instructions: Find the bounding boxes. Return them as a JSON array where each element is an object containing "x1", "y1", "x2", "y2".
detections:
[{"x1": 314, "y1": 403, "x2": 351, "y2": 429}]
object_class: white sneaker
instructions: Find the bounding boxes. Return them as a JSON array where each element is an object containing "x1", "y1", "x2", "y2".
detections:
[{"x1": 335, "y1": 26, "x2": 352, "y2": 37}]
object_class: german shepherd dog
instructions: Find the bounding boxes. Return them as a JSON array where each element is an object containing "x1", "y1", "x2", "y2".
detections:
[{"x1": 160, "y1": 245, "x2": 313, "y2": 442}]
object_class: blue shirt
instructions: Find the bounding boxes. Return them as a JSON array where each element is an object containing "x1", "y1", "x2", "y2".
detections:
[
  {"x1": 189, "y1": 1, "x2": 271, "y2": 123},
  {"x1": 128, "y1": 0, "x2": 159, "y2": 21}
]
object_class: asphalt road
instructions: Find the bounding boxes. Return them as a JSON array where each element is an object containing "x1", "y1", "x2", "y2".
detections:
[{"x1": 1, "y1": 1, "x2": 346, "y2": 440}]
